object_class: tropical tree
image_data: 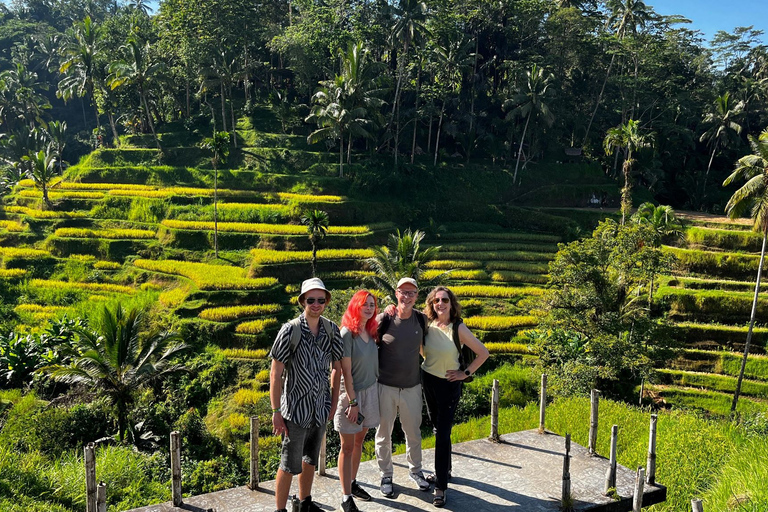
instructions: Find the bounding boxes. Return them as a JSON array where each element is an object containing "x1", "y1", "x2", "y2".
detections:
[
  {"x1": 432, "y1": 36, "x2": 473, "y2": 165},
  {"x1": 43, "y1": 120, "x2": 67, "y2": 174},
  {"x1": 722, "y1": 128, "x2": 768, "y2": 414},
  {"x1": 58, "y1": 16, "x2": 102, "y2": 132},
  {"x1": 200, "y1": 130, "x2": 230, "y2": 258},
  {"x1": 699, "y1": 92, "x2": 743, "y2": 198},
  {"x1": 504, "y1": 64, "x2": 555, "y2": 183},
  {"x1": 604, "y1": 119, "x2": 653, "y2": 224},
  {"x1": 43, "y1": 304, "x2": 188, "y2": 442},
  {"x1": 366, "y1": 228, "x2": 442, "y2": 303},
  {"x1": 24, "y1": 148, "x2": 57, "y2": 209},
  {"x1": 301, "y1": 209, "x2": 329, "y2": 277},
  {"x1": 631, "y1": 202, "x2": 683, "y2": 245},
  {"x1": 108, "y1": 37, "x2": 167, "y2": 151}
]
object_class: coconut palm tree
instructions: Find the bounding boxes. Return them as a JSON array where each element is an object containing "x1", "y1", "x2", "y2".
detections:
[
  {"x1": 301, "y1": 209, "x2": 329, "y2": 277},
  {"x1": 700, "y1": 92, "x2": 743, "y2": 198},
  {"x1": 604, "y1": 119, "x2": 653, "y2": 224},
  {"x1": 44, "y1": 304, "x2": 188, "y2": 442},
  {"x1": 505, "y1": 64, "x2": 555, "y2": 183},
  {"x1": 43, "y1": 120, "x2": 67, "y2": 174},
  {"x1": 432, "y1": 36, "x2": 473, "y2": 165},
  {"x1": 631, "y1": 202, "x2": 683, "y2": 245},
  {"x1": 58, "y1": 16, "x2": 102, "y2": 132},
  {"x1": 200, "y1": 130, "x2": 230, "y2": 258},
  {"x1": 108, "y1": 37, "x2": 167, "y2": 152},
  {"x1": 24, "y1": 148, "x2": 57, "y2": 210},
  {"x1": 366, "y1": 228, "x2": 443, "y2": 303},
  {"x1": 722, "y1": 128, "x2": 768, "y2": 414}
]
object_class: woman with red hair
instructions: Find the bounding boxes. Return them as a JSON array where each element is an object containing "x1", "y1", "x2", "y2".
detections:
[{"x1": 333, "y1": 290, "x2": 380, "y2": 512}]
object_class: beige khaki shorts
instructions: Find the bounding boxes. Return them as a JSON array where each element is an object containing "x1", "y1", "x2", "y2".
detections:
[{"x1": 334, "y1": 381, "x2": 380, "y2": 434}]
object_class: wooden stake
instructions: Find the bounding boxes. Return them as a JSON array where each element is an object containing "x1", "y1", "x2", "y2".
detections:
[
  {"x1": 317, "y1": 431, "x2": 327, "y2": 476},
  {"x1": 97, "y1": 482, "x2": 106, "y2": 512},
  {"x1": 691, "y1": 498, "x2": 704, "y2": 512},
  {"x1": 170, "y1": 431, "x2": 183, "y2": 507},
  {"x1": 85, "y1": 443, "x2": 97, "y2": 512},
  {"x1": 633, "y1": 467, "x2": 645, "y2": 512},
  {"x1": 490, "y1": 379, "x2": 500, "y2": 442},
  {"x1": 561, "y1": 433, "x2": 571, "y2": 507},
  {"x1": 589, "y1": 389, "x2": 600, "y2": 455},
  {"x1": 249, "y1": 417, "x2": 260, "y2": 490},
  {"x1": 539, "y1": 374, "x2": 547, "y2": 434},
  {"x1": 646, "y1": 414, "x2": 658, "y2": 485},
  {"x1": 604, "y1": 425, "x2": 618, "y2": 494}
]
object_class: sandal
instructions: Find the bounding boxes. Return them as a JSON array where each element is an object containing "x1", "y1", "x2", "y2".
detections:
[{"x1": 433, "y1": 491, "x2": 446, "y2": 508}]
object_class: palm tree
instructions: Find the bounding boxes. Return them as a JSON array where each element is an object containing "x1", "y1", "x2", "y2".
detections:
[
  {"x1": 631, "y1": 202, "x2": 683, "y2": 245},
  {"x1": 700, "y1": 92, "x2": 743, "y2": 198},
  {"x1": 108, "y1": 37, "x2": 167, "y2": 152},
  {"x1": 432, "y1": 36, "x2": 473, "y2": 165},
  {"x1": 24, "y1": 149, "x2": 57, "y2": 210},
  {"x1": 722, "y1": 128, "x2": 768, "y2": 414},
  {"x1": 58, "y1": 16, "x2": 102, "y2": 132},
  {"x1": 604, "y1": 119, "x2": 653, "y2": 224},
  {"x1": 301, "y1": 209, "x2": 329, "y2": 277},
  {"x1": 44, "y1": 304, "x2": 188, "y2": 442},
  {"x1": 366, "y1": 228, "x2": 442, "y2": 303},
  {"x1": 43, "y1": 120, "x2": 67, "y2": 174},
  {"x1": 504, "y1": 64, "x2": 555, "y2": 183},
  {"x1": 200, "y1": 130, "x2": 230, "y2": 258}
]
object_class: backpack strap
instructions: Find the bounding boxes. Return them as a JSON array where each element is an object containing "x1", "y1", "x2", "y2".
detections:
[
  {"x1": 414, "y1": 310, "x2": 428, "y2": 345},
  {"x1": 452, "y1": 318, "x2": 465, "y2": 366},
  {"x1": 284, "y1": 317, "x2": 303, "y2": 376}
]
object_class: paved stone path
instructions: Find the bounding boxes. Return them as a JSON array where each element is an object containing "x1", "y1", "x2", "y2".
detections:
[{"x1": 126, "y1": 430, "x2": 665, "y2": 512}]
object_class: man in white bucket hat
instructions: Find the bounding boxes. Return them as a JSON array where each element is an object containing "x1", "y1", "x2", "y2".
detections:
[{"x1": 270, "y1": 277, "x2": 343, "y2": 512}]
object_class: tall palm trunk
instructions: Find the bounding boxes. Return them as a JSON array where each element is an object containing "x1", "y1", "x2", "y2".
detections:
[
  {"x1": 513, "y1": 113, "x2": 532, "y2": 184},
  {"x1": 621, "y1": 154, "x2": 633, "y2": 225},
  {"x1": 411, "y1": 66, "x2": 421, "y2": 164},
  {"x1": 434, "y1": 100, "x2": 446, "y2": 166},
  {"x1": 311, "y1": 240, "x2": 317, "y2": 276},
  {"x1": 467, "y1": 37, "x2": 479, "y2": 162},
  {"x1": 214, "y1": 163, "x2": 219, "y2": 258},
  {"x1": 731, "y1": 228, "x2": 767, "y2": 413},
  {"x1": 108, "y1": 111, "x2": 120, "y2": 147},
  {"x1": 220, "y1": 82, "x2": 227, "y2": 133},
  {"x1": 339, "y1": 135, "x2": 344, "y2": 178},
  {"x1": 229, "y1": 83, "x2": 237, "y2": 148},
  {"x1": 702, "y1": 145, "x2": 717, "y2": 198},
  {"x1": 141, "y1": 89, "x2": 161, "y2": 151},
  {"x1": 583, "y1": 53, "x2": 616, "y2": 147}
]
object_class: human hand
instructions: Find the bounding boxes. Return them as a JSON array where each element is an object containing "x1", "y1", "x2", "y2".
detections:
[
  {"x1": 272, "y1": 412, "x2": 287, "y2": 436},
  {"x1": 445, "y1": 370, "x2": 466, "y2": 382},
  {"x1": 384, "y1": 304, "x2": 396, "y2": 316},
  {"x1": 345, "y1": 404, "x2": 358, "y2": 422}
]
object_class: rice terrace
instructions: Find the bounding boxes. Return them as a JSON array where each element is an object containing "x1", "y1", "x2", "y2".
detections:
[{"x1": 1, "y1": 1, "x2": 768, "y2": 511}]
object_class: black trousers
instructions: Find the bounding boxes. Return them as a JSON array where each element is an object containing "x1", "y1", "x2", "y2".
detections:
[{"x1": 422, "y1": 369, "x2": 462, "y2": 491}]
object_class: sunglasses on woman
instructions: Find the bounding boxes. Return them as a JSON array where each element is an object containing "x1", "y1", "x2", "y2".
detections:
[
  {"x1": 305, "y1": 298, "x2": 326, "y2": 304},
  {"x1": 432, "y1": 297, "x2": 451, "y2": 304}
]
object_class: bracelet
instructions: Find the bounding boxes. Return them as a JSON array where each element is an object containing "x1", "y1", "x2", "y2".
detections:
[
  {"x1": 348, "y1": 398, "x2": 358, "y2": 407},
  {"x1": 272, "y1": 408, "x2": 281, "y2": 414}
]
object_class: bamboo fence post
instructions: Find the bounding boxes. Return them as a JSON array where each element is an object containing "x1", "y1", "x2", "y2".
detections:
[
  {"x1": 97, "y1": 482, "x2": 106, "y2": 512},
  {"x1": 84, "y1": 443, "x2": 97, "y2": 512},
  {"x1": 561, "y1": 433, "x2": 571, "y2": 508},
  {"x1": 589, "y1": 389, "x2": 599, "y2": 455},
  {"x1": 604, "y1": 425, "x2": 618, "y2": 494},
  {"x1": 646, "y1": 414, "x2": 658, "y2": 485},
  {"x1": 249, "y1": 417, "x2": 260, "y2": 490},
  {"x1": 317, "y1": 431, "x2": 327, "y2": 476},
  {"x1": 539, "y1": 374, "x2": 548, "y2": 434},
  {"x1": 490, "y1": 379, "x2": 500, "y2": 442},
  {"x1": 691, "y1": 498, "x2": 704, "y2": 512},
  {"x1": 170, "y1": 431, "x2": 183, "y2": 507},
  {"x1": 633, "y1": 467, "x2": 645, "y2": 512}
]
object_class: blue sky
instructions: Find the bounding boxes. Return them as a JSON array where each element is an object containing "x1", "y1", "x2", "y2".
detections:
[{"x1": 650, "y1": 0, "x2": 768, "y2": 44}]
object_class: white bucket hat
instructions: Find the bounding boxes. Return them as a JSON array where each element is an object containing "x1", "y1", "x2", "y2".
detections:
[{"x1": 298, "y1": 277, "x2": 331, "y2": 304}]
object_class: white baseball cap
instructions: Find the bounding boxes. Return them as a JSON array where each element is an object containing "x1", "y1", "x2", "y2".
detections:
[{"x1": 396, "y1": 277, "x2": 419, "y2": 289}]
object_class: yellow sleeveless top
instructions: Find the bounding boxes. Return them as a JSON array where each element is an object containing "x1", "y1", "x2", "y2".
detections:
[{"x1": 421, "y1": 321, "x2": 460, "y2": 379}]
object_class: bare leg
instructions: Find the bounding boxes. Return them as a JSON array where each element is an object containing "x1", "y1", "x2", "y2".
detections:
[
  {"x1": 339, "y1": 433, "x2": 356, "y2": 495},
  {"x1": 275, "y1": 469, "x2": 293, "y2": 510},
  {"x1": 351, "y1": 428, "x2": 368, "y2": 481},
  {"x1": 298, "y1": 461, "x2": 315, "y2": 500}
]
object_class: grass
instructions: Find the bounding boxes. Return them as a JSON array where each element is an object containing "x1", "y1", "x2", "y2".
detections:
[
  {"x1": 685, "y1": 226, "x2": 764, "y2": 252},
  {"x1": 0, "y1": 269, "x2": 27, "y2": 279},
  {"x1": 486, "y1": 261, "x2": 549, "y2": 273},
  {"x1": 219, "y1": 348, "x2": 269, "y2": 359},
  {"x1": 250, "y1": 248, "x2": 374, "y2": 265},
  {"x1": 198, "y1": 304, "x2": 282, "y2": 322},
  {"x1": 134, "y1": 259, "x2": 278, "y2": 290},
  {"x1": 485, "y1": 342, "x2": 532, "y2": 354},
  {"x1": 235, "y1": 318, "x2": 279, "y2": 334},
  {"x1": 464, "y1": 315, "x2": 539, "y2": 330},
  {"x1": 664, "y1": 246, "x2": 760, "y2": 278},
  {"x1": 646, "y1": 385, "x2": 768, "y2": 416},
  {"x1": 0, "y1": 220, "x2": 25, "y2": 232},
  {"x1": 440, "y1": 231, "x2": 561, "y2": 242},
  {"x1": 438, "y1": 242, "x2": 558, "y2": 253},
  {"x1": 18, "y1": 189, "x2": 106, "y2": 200},
  {"x1": 93, "y1": 261, "x2": 122, "y2": 270},
  {"x1": 232, "y1": 389, "x2": 269, "y2": 407},
  {"x1": 158, "y1": 286, "x2": 191, "y2": 309},
  {"x1": 439, "y1": 250, "x2": 554, "y2": 262},
  {"x1": 422, "y1": 269, "x2": 488, "y2": 280},
  {"x1": 657, "y1": 369, "x2": 768, "y2": 398},
  {"x1": 54, "y1": 228, "x2": 156, "y2": 239},
  {"x1": 665, "y1": 275, "x2": 766, "y2": 293},
  {"x1": 424, "y1": 260, "x2": 484, "y2": 270},
  {"x1": 277, "y1": 192, "x2": 343, "y2": 203},
  {"x1": 28, "y1": 279, "x2": 135, "y2": 294},
  {"x1": 0, "y1": 247, "x2": 52, "y2": 259},
  {"x1": 679, "y1": 349, "x2": 768, "y2": 382},
  {"x1": 3, "y1": 206, "x2": 87, "y2": 219},
  {"x1": 450, "y1": 285, "x2": 545, "y2": 298},
  {"x1": 161, "y1": 219, "x2": 370, "y2": 235},
  {"x1": 489, "y1": 271, "x2": 548, "y2": 284}
]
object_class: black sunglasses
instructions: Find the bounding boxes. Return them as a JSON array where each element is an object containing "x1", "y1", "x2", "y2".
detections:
[
  {"x1": 432, "y1": 297, "x2": 451, "y2": 304},
  {"x1": 305, "y1": 298, "x2": 327, "y2": 305}
]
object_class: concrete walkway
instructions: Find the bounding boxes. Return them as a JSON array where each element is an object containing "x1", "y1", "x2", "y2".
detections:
[{"x1": 126, "y1": 430, "x2": 665, "y2": 512}]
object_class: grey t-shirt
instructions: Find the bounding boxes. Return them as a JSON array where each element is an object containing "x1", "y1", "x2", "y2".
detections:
[
  {"x1": 341, "y1": 328, "x2": 379, "y2": 392},
  {"x1": 377, "y1": 311, "x2": 423, "y2": 388}
]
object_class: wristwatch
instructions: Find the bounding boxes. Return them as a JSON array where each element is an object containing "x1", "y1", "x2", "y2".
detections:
[{"x1": 464, "y1": 369, "x2": 471, "y2": 377}]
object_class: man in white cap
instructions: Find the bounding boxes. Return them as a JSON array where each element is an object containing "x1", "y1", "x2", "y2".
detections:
[
  {"x1": 375, "y1": 277, "x2": 431, "y2": 497},
  {"x1": 269, "y1": 278, "x2": 344, "y2": 512}
]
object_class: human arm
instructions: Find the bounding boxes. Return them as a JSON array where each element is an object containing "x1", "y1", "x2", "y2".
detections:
[
  {"x1": 270, "y1": 358, "x2": 288, "y2": 435},
  {"x1": 330, "y1": 359, "x2": 342, "y2": 422},
  {"x1": 445, "y1": 323, "x2": 490, "y2": 382},
  {"x1": 340, "y1": 356, "x2": 359, "y2": 422}
]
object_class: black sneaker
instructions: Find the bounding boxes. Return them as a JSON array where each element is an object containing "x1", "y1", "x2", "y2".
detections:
[
  {"x1": 341, "y1": 497, "x2": 360, "y2": 512},
  {"x1": 299, "y1": 496, "x2": 323, "y2": 512},
  {"x1": 380, "y1": 476, "x2": 394, "y2": 498},
  {"x1": 351, "y1": 480, "x2": 372, "y2": 501}
]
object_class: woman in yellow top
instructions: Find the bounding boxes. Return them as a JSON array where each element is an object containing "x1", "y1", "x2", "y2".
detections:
[{"x1": 421, "y1": 286, "x2": 489, "y2": 507}]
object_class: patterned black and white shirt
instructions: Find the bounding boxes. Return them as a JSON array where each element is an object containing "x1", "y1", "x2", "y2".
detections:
[{"x1": 269, "y1": 314, "x2": 344, "y2": 428}]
